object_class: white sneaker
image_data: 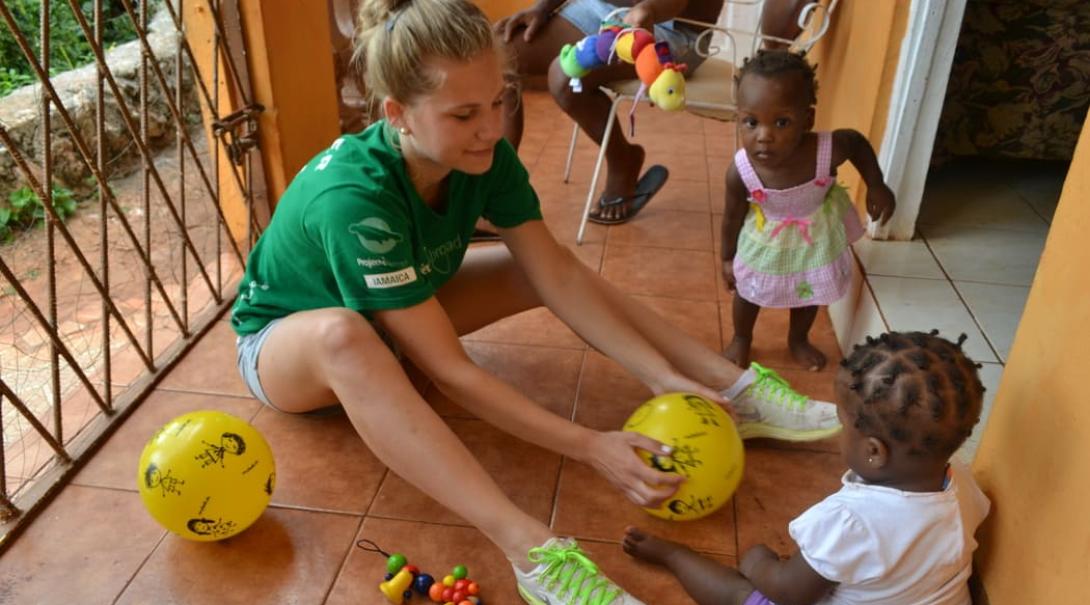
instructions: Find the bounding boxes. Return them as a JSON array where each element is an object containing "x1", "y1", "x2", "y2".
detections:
[
  {"x1": 730, "y1": 363, "x2": 841, "y2": 441},
  {"x1": 514, "y1": 537, "x2": 645, "y2": 605}
]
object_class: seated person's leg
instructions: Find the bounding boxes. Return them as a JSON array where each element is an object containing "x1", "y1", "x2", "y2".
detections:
[
  {"x1": 499, "y1": 3, "x2": 587, "y2": 148},
  {"x1": 761, "y1": 0, "x2": 809, "y2": 48}
]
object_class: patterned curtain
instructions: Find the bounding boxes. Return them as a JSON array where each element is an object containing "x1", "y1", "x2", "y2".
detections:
[{"x1": 933, "y1": 0, "x2": 1090, "y2": 163}]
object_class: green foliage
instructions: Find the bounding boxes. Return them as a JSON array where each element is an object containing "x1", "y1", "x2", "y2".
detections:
[
  {"x1": 0, "y1": 184, "x2": 79, "y2": 244},
  {"x1": 1, "y1": 0, "x2": 161, "y2": 97}
]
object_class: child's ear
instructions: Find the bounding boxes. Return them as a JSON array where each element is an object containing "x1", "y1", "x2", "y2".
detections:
[
  {"x1": 805, "y1": 106, "x2": 816, "y2": 131},
  {"x1": 864, "y1": 437, "x2": 889, "y2": 469}
]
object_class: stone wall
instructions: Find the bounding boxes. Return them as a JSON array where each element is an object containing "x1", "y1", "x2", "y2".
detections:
[{"x1": 0, "y1": 10, "x2": 200, "y2": 201}]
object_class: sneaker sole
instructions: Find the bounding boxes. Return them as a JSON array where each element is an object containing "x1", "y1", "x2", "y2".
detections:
[
  {"x1": 737, "y1": 422, "x2": 842, "y2": 442},
  {"x1": 518, "y1": 585, "x2": 546, "y2": 605}
]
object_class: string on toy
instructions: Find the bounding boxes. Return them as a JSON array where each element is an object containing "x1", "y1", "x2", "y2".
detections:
[{"x1": 357, "y1": 538, "x2": 393, "y2": 558}]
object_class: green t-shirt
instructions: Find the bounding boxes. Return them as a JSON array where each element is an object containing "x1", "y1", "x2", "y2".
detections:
[{"x1": 230, "y1": 121, "x2": 542, "y2": 336}]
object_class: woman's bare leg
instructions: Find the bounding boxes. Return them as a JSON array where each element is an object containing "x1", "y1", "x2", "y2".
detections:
[{"x1": 255, "y1": 245, "x2": 546, "y2": 563}]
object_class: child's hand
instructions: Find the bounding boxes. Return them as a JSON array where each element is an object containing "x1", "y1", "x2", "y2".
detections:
[
  {"x1": 867, "y1": 183, "x2": 896, "y2": 225},
  {"x1": 722, "y1": 260, "x2": 737, "y2": 291}
]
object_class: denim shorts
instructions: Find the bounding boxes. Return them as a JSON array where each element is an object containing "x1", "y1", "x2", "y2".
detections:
[
  {"x1": 556, "y1": 0, "x2": 710, "y2": 71},
  {"x1": 235, "y1": 318, "x2": 283, "y2": 409}
]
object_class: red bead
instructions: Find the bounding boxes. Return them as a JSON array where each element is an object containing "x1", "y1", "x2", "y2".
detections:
[
  {"x1": 405, "y1": 565, "x2": 420, "y2": 575},
  {"x1": 451, "y1": 590, "x2": 466, "y2": 602},
  {"x1": 454, "y1": 579, "x2": 468, "y2": 591},
  {"x1": 442, "y1": 587, "x2": 454, "y2": 601}
]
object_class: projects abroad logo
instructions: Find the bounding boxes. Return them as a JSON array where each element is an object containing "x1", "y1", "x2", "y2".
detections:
[{"x1": 348, "y1": 217, "x2": 403, "y2": 254}]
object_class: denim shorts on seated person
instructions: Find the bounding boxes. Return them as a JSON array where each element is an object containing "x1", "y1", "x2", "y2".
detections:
[
  {"x1": 235, "y1": 316, "x2": 400, "y2": 414},
  {"x1": 556, "y1": 0, "x2": 710, "y2": 73}
]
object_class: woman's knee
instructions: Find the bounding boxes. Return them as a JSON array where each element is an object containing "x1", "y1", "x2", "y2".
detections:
[{"x1": 313, "y1": 309, "x2": 383, "y2": 361}]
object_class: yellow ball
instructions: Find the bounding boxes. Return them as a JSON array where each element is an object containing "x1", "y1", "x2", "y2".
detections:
[
  {"x1": 623, "y1": 393, "x2": 744, "y2": 521},
  {"x1": 137, "y1": 410, "x2": 275, "y2": 541}
]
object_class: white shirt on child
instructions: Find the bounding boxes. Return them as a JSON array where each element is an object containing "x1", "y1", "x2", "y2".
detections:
[{"x1": 788, "y1": 462, "x2": 990, "y2": 605}]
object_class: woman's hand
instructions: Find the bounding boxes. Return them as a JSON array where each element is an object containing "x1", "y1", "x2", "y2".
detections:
[
  {"x1": 584, "y1": 431, "x2": 685, "y2": 507},
  {"x1": 649, "y1": 371, "x2": 738, "y2": 421},
  {"x1": 495, "y1": 3, "x2": 553, "y2": 43}
]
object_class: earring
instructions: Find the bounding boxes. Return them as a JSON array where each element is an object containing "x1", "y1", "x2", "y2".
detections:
[
  {"x1": 398, "y1": 127, "x2": 409, "y2": 135},
  {"x1": 867, "y1": 457, "x2": 874, "y2": 463}
]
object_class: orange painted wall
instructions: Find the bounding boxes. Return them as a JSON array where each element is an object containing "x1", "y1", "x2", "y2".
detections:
[
  {"x1": 971, "y1": 111, "x2": 1090, "y2": 603},
  {"x1": 810, "y1": 0, "x2": 909, "y2": 209},
  {"x1": 477, "y1": 0, "x2": 527, "y2": 21}
]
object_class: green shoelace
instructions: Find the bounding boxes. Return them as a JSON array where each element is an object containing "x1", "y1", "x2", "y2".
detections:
[
  {"x1": 526, "y1": 542, "x2": 621, "y2": 605},
  {"x1": 750, "y1": 362, "x2": 809, "y2": 410}
]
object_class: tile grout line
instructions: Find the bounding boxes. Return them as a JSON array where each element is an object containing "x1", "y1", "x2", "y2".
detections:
[
  {"x1": 916, "y1": 233, "x2": 1006, "y2": 364},
  {"x1": 321, "y1": 515, "x2": 368, "y2": 605}
]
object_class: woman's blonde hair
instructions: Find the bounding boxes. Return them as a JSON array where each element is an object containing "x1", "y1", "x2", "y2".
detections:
[{"x1": 353, "y1": 0, "x2": 511, "y2": 106}]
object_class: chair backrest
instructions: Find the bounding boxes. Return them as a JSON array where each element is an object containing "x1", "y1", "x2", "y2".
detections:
[{"x1": 675, "y1": 0, "x2": 839, "y2": 67}]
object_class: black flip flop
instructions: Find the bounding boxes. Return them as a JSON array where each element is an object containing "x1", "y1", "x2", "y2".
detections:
[{"x1": 588, "y1": 165, "x2": 669, "y2": 225}]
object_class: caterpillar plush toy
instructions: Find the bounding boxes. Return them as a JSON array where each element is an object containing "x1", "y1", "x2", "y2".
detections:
[{"x1": 559, "y1": 22, "x2": 688, "y2": 133}]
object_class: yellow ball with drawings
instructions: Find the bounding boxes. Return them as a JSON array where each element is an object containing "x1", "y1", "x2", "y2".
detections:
[
  {"x1": 137, "y1": 410, "x2": 275, "y2": 541},
  {"x1": 623, "y1": 393, "x2": 744, "y2": 521}
]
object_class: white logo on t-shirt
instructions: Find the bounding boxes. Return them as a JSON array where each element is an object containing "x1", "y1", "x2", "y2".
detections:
[
  {"x1": 364, "y1": 267, "x2": 418, "y2": 289},
  {"x1": 349, "y1": 217, "x2": 404, "y2": 254}
]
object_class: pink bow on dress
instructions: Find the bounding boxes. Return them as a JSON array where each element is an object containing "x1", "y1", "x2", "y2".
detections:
[{"x1": 770, "y1": 216, "x2": 813, "y2": 245}]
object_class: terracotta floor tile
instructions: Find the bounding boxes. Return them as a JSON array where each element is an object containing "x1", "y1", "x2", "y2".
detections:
[
  {"x1": 578, "y1": 538, "x2": 737, "y2": 605},
  {"x1": 653, "y1": 179, "x2": 712, "y2": 213},
  {"x1": 368, "y1": 418, "x2": 562, "y2": 527},
  {"x1": 733, "y1": 447, "x2": 844, "y2": 554},
  {"x1": 633, "y1": 106, "x2": 708, "y2": 136},
  {"x1": 0, "y1": 485, "x2": 166, "y2": 604},
  {"x1": 632, "y1": 294, "x2": 723, "y2": 352},
  {"x1": 116, "y1": 507, "x2": 361, "y2": 604},
  {"x1": 704, "y1": 118, "x2": 735, "y2": 142},
  {"x1": 462, "y1": 307, "x2": 585, "y2": 350},
  {"x1": 74, "y1": 389, "x2": 262, "y2": 491},
  {"x1": 248, "y1": 406, "x2": 388, "y2": 514},
  {"x1": 533, "y1": 145, "x2": 609, "y2": 187},
  {"x1": 645, "y1": 151, "x2": 710, "y2": 183},
  {"x1": 637, "y1": 130, "x2": 709, "y2": 157},
  {"x1": 541, "y1": 198, "x2": 610, "y2": 246},
  {"x1": 603, "y1": 245, "x2": 718, "y2": 302},
  {"x1": 159, "y1": 321, "x2": 251, "y2": 398},
  {"x1": 573, "y1": 352, "x2": 655, "y2": 432},
  {"x1": 564, "y1": 240, "x2": 606, "y2": 272},
  {"x1": 423, "y1": 342, "x2": 582, "y2": 420},
  {"x1": 719, "y1": 305, "x2": 844, "y2": 371},
  {"x1": 707, "y1": 154, "x2": 733, "y2": 184},
  {"x1": 327, "y1": 517, "x2": 525, "y2": 605},
  {"x1": 553, "y1": 459, "x2": 737, "y2": 556},
  {"x1": 607, "y1": 209, "x2": 715, "y2": 252}
]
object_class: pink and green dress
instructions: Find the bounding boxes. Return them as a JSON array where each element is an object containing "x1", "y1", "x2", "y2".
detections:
[{"x1": 732, "y1": 132, "x2": 864, "y2": 308}]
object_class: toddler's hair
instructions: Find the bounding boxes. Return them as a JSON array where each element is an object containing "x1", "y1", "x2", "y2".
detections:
[
  {"x1": 736, "y1": 49, "x2": 818, "y2": 106},
  {"x1": 840, "y1": 330, "x2": 985, "y2": 460},
  {"x1": 353, "y1": 0, "x2": 511, "y2": 106}
]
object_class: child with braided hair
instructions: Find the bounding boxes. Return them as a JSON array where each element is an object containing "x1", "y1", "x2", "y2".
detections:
[{"x1": 622, "y1": 330, "x2": 991, "y2": 605}]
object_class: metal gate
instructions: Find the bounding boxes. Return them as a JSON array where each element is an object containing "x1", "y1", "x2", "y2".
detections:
[{"x1": 0, "y1": 0, "x2": 266, "y2": 548}]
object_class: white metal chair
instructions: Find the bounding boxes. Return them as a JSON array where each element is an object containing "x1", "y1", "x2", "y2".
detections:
[{"x1": 564, "y1": 0, "x2": 840, "y2": 244}]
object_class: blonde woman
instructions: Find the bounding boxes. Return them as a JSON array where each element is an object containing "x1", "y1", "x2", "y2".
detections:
[{"x1": 232, "y1": 0, "x2": 839, "y2": 602}]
